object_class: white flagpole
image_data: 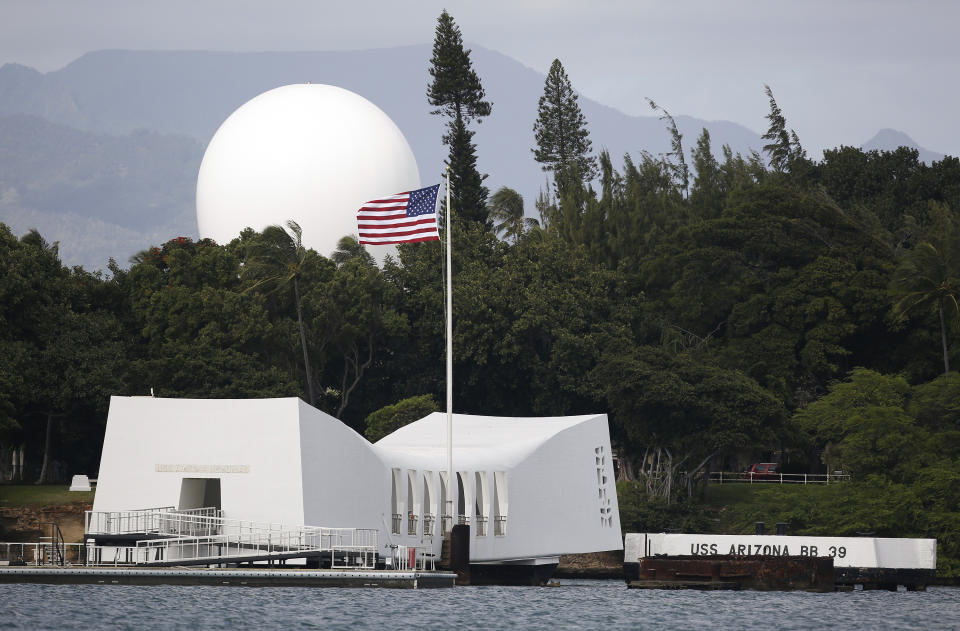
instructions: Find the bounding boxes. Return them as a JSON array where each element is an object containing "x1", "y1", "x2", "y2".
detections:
[{"x1": 445, "y1": 166, "x2": 454, "y2": 531}]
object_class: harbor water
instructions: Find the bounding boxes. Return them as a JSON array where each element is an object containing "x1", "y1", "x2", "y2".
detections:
[{"x1": 2, "y1": 579, "x2": 958, "y2": 630}]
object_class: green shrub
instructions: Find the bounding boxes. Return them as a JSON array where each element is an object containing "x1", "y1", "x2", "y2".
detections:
[
  {"x1": 616, "y1": 480, "x2": 711, "y2": 534},
  {"x1": 364, "y1": 395, "x2": 439, "y2": 442}
]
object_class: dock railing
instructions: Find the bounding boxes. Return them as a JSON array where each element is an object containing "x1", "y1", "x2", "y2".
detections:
[
  {"x1": 393, "y1": 545, "x2": 435, "y2": 571},
  {"x1": 0, "y1": 542, "x2": 87, "y2": 566},
  {"x1": 709, "y1": 471, "x2": 851, "y2": 485},
  {"x1": 84, "y1": 508, "x2": 377, "y2": 568},
  {"x1": 85, "y1": 506, "x2": 176, "y2": 535}
]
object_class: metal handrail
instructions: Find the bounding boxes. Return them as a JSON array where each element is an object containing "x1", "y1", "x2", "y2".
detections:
[
  {"x1": 129, "y1": 527, "x2": 377, "y2": 568},
  {"x1": 494, "y1": 516, "x2": 507, "y2": 536},
  {"x1": 84, "y1": 507, "x2": 378, "y2": 568},
  {"x1": 474, "y1": 516, "x2": 487, "y2": 537},
  {"x1": 0, "y1": 542, "x2": 88, "y2": 566},
  {"x1": 394, "y1": 545, "x2": 435, "y2": 571},
  {"x1": 422, "y1": 514, "x2": 435, "y2": 538},
  {"x1": 85, "y1": 506, "x2": 178, "y2": 535},
  {"x1": 709, "y1": 471, "x2": 852, "y2": 484}
]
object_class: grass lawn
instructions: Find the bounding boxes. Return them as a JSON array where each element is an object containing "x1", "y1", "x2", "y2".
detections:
[{"x1": 0, "y1": 485, "x2": 95, "y2": 507}]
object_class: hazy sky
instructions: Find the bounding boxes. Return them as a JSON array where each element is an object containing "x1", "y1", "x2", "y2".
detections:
[{"x1": 3, "y1": 0, "x2": 958, "y2": 158}]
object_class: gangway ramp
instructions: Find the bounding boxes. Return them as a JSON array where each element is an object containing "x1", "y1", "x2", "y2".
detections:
[{"x1": 85, "y1": 507, "x2": 377, "y2": 568}]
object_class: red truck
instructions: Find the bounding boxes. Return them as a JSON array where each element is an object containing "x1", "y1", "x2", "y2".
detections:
[{"x1": 744, "y1": 462, "x2": 778, "y2": 480}]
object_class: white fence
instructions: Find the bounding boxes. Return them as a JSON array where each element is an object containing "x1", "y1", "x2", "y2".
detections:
[{"x1": 709, "y1": 471, "x2": 851, "y2": 485}]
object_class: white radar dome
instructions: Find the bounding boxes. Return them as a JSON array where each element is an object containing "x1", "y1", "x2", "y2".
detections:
[{"x1": 196, "y1": 84, "x2": 420, "y2": 256}]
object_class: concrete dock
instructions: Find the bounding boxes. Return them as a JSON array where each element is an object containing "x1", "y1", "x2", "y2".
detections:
[{"x1": 0, "y1": 567, "x2": 456, "y2": 588}]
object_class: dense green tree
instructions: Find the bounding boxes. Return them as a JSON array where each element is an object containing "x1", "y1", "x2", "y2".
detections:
[
  {"x1": 307, "y1": 256, "x2": 408, "y2": 420},
  {"x1": 816, "y1": 145, "x2": 930, "y2": 239},
  {"x1": 591, "y1": 345, "x2": 786, "y2": 501},
  {"x1": 0, "y1": 226, "x2": 125, "y2": 482},
  {"x1": 616, "y1": 481, "x2": 710, "y2": 533},
  {"x1": 890, "y1": 209, "x2": 960, "y2": 376},
  {"x1": 242, "y1": 221, "x2": 321, "y2": 405},
  {"x1": 641, "y1": 185, "x2": 892, "y2": 403},
  {"x1": 533, "y1": 59, "x2": 597, "y2": 184},
  {"x1": 427, "y1": 10, "x2": 492, "y2": 227},
  {"x1": 124, "y1": 235, "x2": 298, "y2": 401},
  {"x1": 766, "y1": 369, "x2": 960, "y2": 574},
  {"x1": 908, "y1": 371, "x2": 960, "y2": 431}
]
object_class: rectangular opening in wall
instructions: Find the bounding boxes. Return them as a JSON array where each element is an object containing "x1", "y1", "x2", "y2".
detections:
[
  {"x1": 493, "y1": 471, "x2": 507, "y2": 536},
  {"x1": 422, "y1": 471, "x2": 435, "y2": 537},
  {"x1": 178, "y1": 478, "x2": 221, "y2": 511},
  {"x1": 407, "y1": 470, "x2": 419, "y2": 536},
  {"x1": 475, "y1": 471, "x2": 488, "y2": 536},
  {"x1": 391, "y1": 468, "x2": 402, "y2": 535}
]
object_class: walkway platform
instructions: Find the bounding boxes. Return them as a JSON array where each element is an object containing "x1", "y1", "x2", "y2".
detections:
[{"x1": 0, "y1": 567, "x2": 456, "y2": 588}]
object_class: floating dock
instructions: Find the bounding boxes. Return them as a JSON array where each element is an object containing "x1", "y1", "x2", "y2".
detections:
[{"x1": 0, "y1": 567, "x2": 455, "y2": 588}]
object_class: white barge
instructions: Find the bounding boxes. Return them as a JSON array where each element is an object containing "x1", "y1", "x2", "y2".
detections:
[{"x1": 625, "y1": 533, "x2": 937, "y2": 590}]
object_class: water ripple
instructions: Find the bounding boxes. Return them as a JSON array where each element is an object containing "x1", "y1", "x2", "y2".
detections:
[{"x1": 0, "y1": 580, "x2": 957, "y2": 630}]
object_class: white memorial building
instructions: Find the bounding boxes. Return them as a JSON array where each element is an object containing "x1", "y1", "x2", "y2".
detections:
[{"x1": 93, "y1": 396, "x2": 622, "y2": 580}]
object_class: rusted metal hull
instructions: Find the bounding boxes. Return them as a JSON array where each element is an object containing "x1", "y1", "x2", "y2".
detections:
[{"x1": 630, "y1": 555, "x2": 835, "y2": 592}]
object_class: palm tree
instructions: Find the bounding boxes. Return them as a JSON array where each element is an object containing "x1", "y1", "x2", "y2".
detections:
[
  {"x1": 487, "y1": 186, "x2": 538, "y2": 243},
  {"x1": 332, "y1": 235, "x2": 375, "y2": 267},
  {"x1": 890, "y1": 231, "x2": 960, "y2": 377},
  {"x1": 243, "y1": 220, "x2": 316, "y2": 405}
]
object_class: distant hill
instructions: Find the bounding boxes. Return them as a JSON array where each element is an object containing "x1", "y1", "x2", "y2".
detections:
[
  {"x1": 861, "y1": 128, "x2": 945, "y2": 164},
  {"x1": 0, "y1": 46, "x2": 769, "y2": 269},
  {"x1": 0, "y1": 114, "x2": 202, "y2": 270}
]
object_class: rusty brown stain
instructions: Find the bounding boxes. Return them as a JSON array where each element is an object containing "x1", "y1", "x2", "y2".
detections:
[{"x1": 634, "y1": 555, "x2": 835, "y2": 592}]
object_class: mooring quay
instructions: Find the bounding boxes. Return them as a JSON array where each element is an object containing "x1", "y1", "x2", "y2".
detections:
[{"x1": 0, "y1": 567, "x2": 455, "y2": 588}]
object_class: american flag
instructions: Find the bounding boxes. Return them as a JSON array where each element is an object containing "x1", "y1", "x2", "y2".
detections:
[{"x1": 356, "y1": 184, "x2": 441, "y2": 245}]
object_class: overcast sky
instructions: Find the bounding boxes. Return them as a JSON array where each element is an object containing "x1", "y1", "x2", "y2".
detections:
[{"x1": 3, "y1": 0, "x2": 957, "y2": 158}]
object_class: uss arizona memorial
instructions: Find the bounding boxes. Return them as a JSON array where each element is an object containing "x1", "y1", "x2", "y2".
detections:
[{"x1": 92, "y1": 396, "x2": 623, "y2": 578}]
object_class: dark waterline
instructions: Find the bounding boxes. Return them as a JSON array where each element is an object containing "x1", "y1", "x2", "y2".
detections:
[{"x1": 1, "y1": 579, "x2": 958, "y2": 630}]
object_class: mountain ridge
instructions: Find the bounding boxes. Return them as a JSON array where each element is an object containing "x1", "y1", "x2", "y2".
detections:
[{"x1": 0, "y1": 47, "x2": 950, "y2": 271}]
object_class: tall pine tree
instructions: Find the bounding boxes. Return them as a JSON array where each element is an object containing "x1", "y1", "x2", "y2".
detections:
[
  {"x1": 427, "y1": 10, "x2": 492, "y2": 227},
  {"x1": 533, "y1": 59, "x2": 597, "y2": 187}
]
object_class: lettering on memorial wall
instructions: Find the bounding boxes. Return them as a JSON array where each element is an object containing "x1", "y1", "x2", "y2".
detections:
[
  {"x1": 155, "y1": 464, "x2": 250, "y2": 473},
  {"x1": 688, "y1": 541, "x2": 847, "y2": 558}
]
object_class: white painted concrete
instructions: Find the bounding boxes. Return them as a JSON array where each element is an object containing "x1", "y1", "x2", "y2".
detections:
[
  {"x1": 625, "y1": 533, "x2": 937, "y2": 570},
  {"x1": 375, "y1": 412, "x2": 623, "y2": 562},
  {"x1": 94, "y1": 397, "x2": 623, "y2": 564},
  {"x1": 69, "y1": 474, "x2": 91, "y2": 492}
]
